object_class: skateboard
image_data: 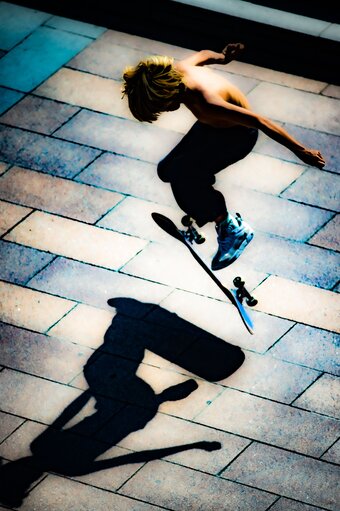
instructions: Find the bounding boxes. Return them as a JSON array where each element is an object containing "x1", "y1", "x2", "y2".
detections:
[{"x1": 152, "y1": 212, "x2": 257, "y2": 334}]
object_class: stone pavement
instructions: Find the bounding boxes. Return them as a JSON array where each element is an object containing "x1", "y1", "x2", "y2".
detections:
[{"x1": 0, "y1": 2, "x2": 339, "y2": 510}]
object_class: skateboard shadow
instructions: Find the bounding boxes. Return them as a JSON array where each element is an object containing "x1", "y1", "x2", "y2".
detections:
[{"x1": 0, "y1": 297, "x2": 244, "y2": 507}]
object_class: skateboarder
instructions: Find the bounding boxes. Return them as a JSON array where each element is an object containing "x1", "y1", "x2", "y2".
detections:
[{"x1": 122, "y1": 43, "x2": 325, "y2": 270}]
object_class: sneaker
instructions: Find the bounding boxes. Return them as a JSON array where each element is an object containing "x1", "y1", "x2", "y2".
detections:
[{"x1": 211, "y1": 213, "x2": 254, "y2": 270}]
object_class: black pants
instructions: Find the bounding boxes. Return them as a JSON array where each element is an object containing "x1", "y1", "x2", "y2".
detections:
[{"x1": 157, "y1": 122, "x2": 258, "y2": 227}]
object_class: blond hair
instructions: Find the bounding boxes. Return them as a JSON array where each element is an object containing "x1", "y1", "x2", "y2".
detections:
[{"x1": 122, "y1": 55, "x2": 184, "y2": 122}]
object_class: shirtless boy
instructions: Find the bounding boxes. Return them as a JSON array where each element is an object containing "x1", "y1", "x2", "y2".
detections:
[{"x1": 122, "y1": 43, "x2": 325, "y2": 270}]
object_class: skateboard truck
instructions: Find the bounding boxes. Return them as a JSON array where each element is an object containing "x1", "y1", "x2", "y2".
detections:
[
  {"x1": 233, "y1": 277, "x2": 258, "y2": 307},
  {"x1": 181, "y1": 215, "x2": 205, "y2": 245}
]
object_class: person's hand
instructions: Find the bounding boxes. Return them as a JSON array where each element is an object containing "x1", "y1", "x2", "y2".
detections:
[
  {"x1": 221, "y1": 43, "x2": 245, "y2": 63},
  {"x1": 296, "y1": 148, "x2": 326, "y2": 169}
]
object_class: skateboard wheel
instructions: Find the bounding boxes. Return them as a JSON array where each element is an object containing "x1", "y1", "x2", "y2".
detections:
[
  {"x1": 195, "y1": 234, "x2": 206, "y2": 244},
  {"x1": 246, "y1": 297, "x2": 258, "y2": 307},
  {"x1": 181, "y1": 215, "x2": 193, "y2": 227},
  {"x1": 233, "y1": 276, "x2": 243, "y2": 287}
]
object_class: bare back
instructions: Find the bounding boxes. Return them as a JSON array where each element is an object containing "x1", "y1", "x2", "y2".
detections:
[{"x1": 175, "y1": 63, "x2": 251, "y2": 126}]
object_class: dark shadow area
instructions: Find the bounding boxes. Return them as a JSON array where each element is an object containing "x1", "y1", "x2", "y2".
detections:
[
  {"x1": 0, "y1": 297, "x2": 244, "y2": 507},
  {"x1": 10, "y1": 0, "x2": 340, "y2": 84}
]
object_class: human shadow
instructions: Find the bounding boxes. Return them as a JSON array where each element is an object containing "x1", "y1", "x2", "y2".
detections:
[{"x1": 0, "y1": 297, "x2": 245, "y2": 507}]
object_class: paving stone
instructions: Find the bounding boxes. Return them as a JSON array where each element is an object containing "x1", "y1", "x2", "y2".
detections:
[
  {"x1": 222, "y1": 442, "x2": 340, "y2": 511},
  {"x1": 322, "y1": 84, "x2": 340, "y2": 99},
  {"x1": 293, "y1": 374, "x2": 340, "y2": 418},
  {"x1": 218, "y1": 184, "x2": 333, "y2": 241},
  {"x1": 254, "y1": 276, "x2": 340, "y2": 333},
  {"x1": 0, "y1": 26, "x2": 92, "y2": 92},
  {"x1": 226, "y1": 60, "x2": 327, "y2": 93},
  {"x1": 0, "y1": 86, "x2": 24, "y2": 114},
  {"x1": 0, "y1": 419, "x2": 143, "y2": 493},
  {"x1": 27, "y1": 257, "x2": 172, "y2": 313},
  {"x1": 54, "y1": 109, "x2": 182, "y2": 163},
  {"x1": 196, "y1": 388, "x2": 339, "y2": 456},
  {"x1": 0, "y1": 166, "x2": 123, "y2": 223},
  {"x1": 0, "y1": 240, "x2": 54, "y2": 285},
  {"x1": 0, "y1": 323, "x2": 92, "y2": 383},
  {"x1": 5, "y1": 210, "x2": 147, "y2": 270},
  {"x1": 221, "y1": 351, "x2": 320, "y2": 403},
  {"x1": 0, "y1": 280, "x2": 75, "y2": 333},
  {"x1": 282, "y1": 168, "x2": 340, "y2": 211},
  {"x1": 76, "y1": 152, "x2": 175, "y2": 206},
  {"x1": 36, "y1": 68, "x2": 132, "y2": 119},
  {"x1": 270, "y1": 323, "x2": 340, "y2": 375},
  {"x1": 0, "y1": 125, "x2": 101, "y2": 177},
  {"x1": 220, "y1": 152, "x2": 304, "y2": 195},
  {"x1": 159, "y1": 289, "x2": 293, "y2": 353},
  {"x1": 309, "y1": 214, "x2": 340, "y2": 251},
  {"x1": 270, "y1": 498, "x2": 325, "y2": 511},
  {"x1": 45, "y1": 16, "x2": 106, "y2": 38},
  {"x1": 257, "y1": 122, "x2": 340, "y2": 174},
  {"x1": 97, "y1": 196, "x2": 181, "y2": 241},
  {"x1": 0, "y1": 200, "x2": 31, "y2": 236},
  {"x1": 21, "y1": 474, "x2": 162, "y2": 511},
  {"x1": 48, "y1": 304, "x2": 113, "y2": 349},
  {"x1": 101, "y1": 29, "x2": 192, "y2": 61},
  {"x1": 72, "y1": 445, "x2": 144, "y2": 493},
  {"x1": 119, "y1": 459, "x2": 275, "y2": 511},
  {"x1": 248, "y1": 82, "x2": 340, "y2": 135},
  {"x1": 322, "y1": 439, "x2": 340, "y2": 464},
  {"x1": 0, "y1": 368, "x2": 82, "y2": 424},
  {"x1": 0, "y1": 95, "x2": 79, "y2": 134},
  {"x1": 0, "y1": 420, "x2": 49, "y2": 460},
  {"x1": 245, "y1": 232, "x2": 339, "y2": 289},
  {"x1": 0, "y1": 411, "x2": 24, "y2": 443},
  {"x1": 36, "y1": 66, "x2": 196, "y2": 134},
  {"x1": 117, "y1": 411, "x2": 250, "y2": 475},
  {"x1": 68, "y1": 31, "x2": 154, "y2": 80},
  {"x1": 0, "y1": 2, "x2": 50, "y2": 50},
  {"x1": 122, "y1": 239, "x2": 236, "y2": 300}
]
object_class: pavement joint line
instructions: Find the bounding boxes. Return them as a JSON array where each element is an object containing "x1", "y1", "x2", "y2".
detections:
[
  {"x1": 264, "y1": 322, "x2": 298, "y2": 353},
  {"x1": 0, "y1": 207, "x2": 35, "y2": 240},
  {"x1": 42, "y1": 22, "x2": 106, "y2": 41},
  {"x1": 306, "y1": 213, "x2": 338, "y2": 244},
  {"x1": 320, "y1": 437, "x2": 340, "y2": 459},
  {"x1": 21, "y1": 252, "x2": 59, "y2": 285},
  {"x1": 217, "y1": 439, "x2": 253, "y2": 476},
  {"x1": 264, "y1": 496, "x2": 281, "y2": 511},
  {"x1": 49, "y1": 105, "x2": 82, "y2": 136},
  {"x1": 44, "y1": 301, "x2": 79, "y2": 335},
  {"x1": 71, "y1": 149, "x2": 105, "y2": 180},
  {"x1": 288, "y1": 371, "x2": 326, "y2": 406},
  {"x1": 93, "y1": 195, "x2": 128, "y2": 226}
]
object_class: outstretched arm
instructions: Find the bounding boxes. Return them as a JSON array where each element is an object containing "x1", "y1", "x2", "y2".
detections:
[
  {"x1": 198, "y1": 94, "x2": 326, "y2": 169},
  {"x1": 179, "y1": 43, "x2": 244, "y2": 67}
]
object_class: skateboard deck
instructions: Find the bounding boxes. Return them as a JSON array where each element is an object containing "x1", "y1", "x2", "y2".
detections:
[{"x1": 152, "y1": 212, "x2": 255, "y2": 334}]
